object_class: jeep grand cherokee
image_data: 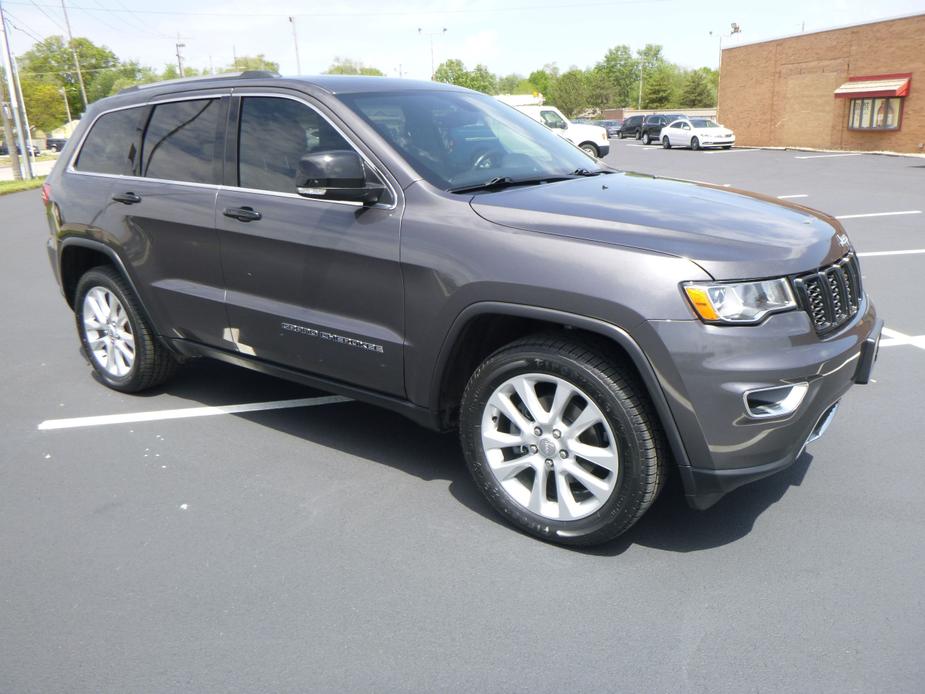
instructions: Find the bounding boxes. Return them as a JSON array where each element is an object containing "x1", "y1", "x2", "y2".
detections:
[{"x1": 42, "y1": 73, "x2": 882, "y2": 545}]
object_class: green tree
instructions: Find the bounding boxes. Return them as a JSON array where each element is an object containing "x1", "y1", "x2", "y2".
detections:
[
  {"x1": 528, "y1": 63, "x2": 559, "y2": 97},
  {"x1": 642, "y1": 64, "x2": 673, "y2": 109},
  {"x1": 548, "y1": 68, "x2": 588, "y2": 118},
  {"x1": 584, "y1": 68, "x2": 613, "y2": 113},
  {"x1": 679, "y1": 68, "x2": 716, "y2": 107},
  {"x1": 434, "y1": 58, "x2": 468, "y2": 86},
  {"x1": 227, "y1": 54, "x2": 279, "y2": 73},
  {"x1": 465, "y1": 64, "x2": 497, "y2": 94},
  {"x1": 433, "y1": 59, "x2": 497, "y2": 94},
  {"x1": 18, "y1": 35, "x2": 120, "y2": 116},
  {"x1": 324, "y1": 57, "x2": 384, "y2": 76},
  {"x1": 497, "y1": 73, "x2": 523, "y2": 93},
  {"x1": 19, "y1": 79, "x2": 66, "y2": 132},
  {"x1": 596, "y1": 45, "x2": 637, "y2": 107}
]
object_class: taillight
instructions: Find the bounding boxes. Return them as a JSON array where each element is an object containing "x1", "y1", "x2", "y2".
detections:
[{"x1": 41, "y1": 182, "x2": 51, "y2": 206}]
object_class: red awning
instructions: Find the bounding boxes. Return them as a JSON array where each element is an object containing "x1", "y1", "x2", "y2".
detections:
[{"x1": 834, "y1": 74, "x2": 911, "y2": 99}]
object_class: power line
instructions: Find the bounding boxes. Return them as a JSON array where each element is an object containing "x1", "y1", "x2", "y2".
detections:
[
  {"x1": 3, "y1": 0, "x2": 671, "y2": 19},
  {"x1": 27, "y1": 0, "x2": 64, "y2": 32},
  {"x1": 3, "y1": 8, "x2": 43, "y2": 41}
]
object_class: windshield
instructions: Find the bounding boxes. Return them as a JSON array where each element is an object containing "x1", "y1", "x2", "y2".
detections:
[
  {"x1": 691, "y1": 119, "x2": 719, "y2": 128},
  {"x1": 338, "y1": 90, "x2": 602, "y2": 191}
]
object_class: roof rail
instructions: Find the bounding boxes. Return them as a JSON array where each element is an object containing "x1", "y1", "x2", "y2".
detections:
[{"x1": 119, "y1": 70, "x2": 280, "y2": 94}]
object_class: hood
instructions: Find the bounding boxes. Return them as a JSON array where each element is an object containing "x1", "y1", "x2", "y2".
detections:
[
  {"x1": 469, "y1": 172, "x2": 849, "y2": 279},
  {"x1": 567, "y1": 122, "x2": 608, "y2": 141}
]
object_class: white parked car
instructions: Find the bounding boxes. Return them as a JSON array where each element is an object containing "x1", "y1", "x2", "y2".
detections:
[
  {"x1": 660, "y1": 118, "x2": 735, "y2": 150},
  {"x1": 514, "y1": 105, "x2": 610, "y2": 159}
]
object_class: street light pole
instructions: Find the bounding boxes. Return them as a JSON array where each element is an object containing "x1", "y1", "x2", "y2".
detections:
[
  {"x1": 418, "y1": 27, "x2": 446, "y2": 80},
  {"x1": 0, "y1": 70, "x2": 22, "y2": 180},
  {"x1": 289, "y1": 16, "x2": 301, "y2": 74},
  {"x1": 60, "y1": 0, "x2": 88, "y2": 109}
]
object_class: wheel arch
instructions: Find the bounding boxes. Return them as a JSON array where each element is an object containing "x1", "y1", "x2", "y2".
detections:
[
  {"x1": 58, "y1": 238, "x2": 172, "y2": 353},
  {"x1": 578, "y1": 141, "x2": 599, "y2": 157},
  {"x1": 429, "y1": 302, "x2": 693, "y2": 470}
]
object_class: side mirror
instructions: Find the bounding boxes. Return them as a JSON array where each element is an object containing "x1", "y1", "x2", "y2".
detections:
[{"x1": 297, "y1": 150, "x2": 385, "y2": 205}]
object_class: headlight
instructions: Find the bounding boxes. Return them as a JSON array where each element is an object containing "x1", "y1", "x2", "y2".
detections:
[{"x1": 683, "y1": 278, "x2": 796, "y2": 324}]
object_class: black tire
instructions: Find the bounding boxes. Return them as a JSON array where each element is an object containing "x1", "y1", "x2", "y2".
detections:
[
  {"x1": 662, "y1": 136, "x2": 671, "y2": 149},
  {"x1": 579, "y1": 142, "x2": 599, "y2": 158},
  {"x1": 618, "y1": 131, "x2": 624, "y2": 139},
  {"x1": 635, "y1": 129, "x2": 642, "y2": 140},
  {"x1": 74, "y1": 266, "x2": 177, "y2": 393},
  {"x1": 642, "y1": 131, "x2": 652, "y2": 145},
  {"x1": 459, "y1": 334, "x2": 668, "y2": 546},
  {"x1": 691, "y1": 137, "x2": 701, "y2": 151}
]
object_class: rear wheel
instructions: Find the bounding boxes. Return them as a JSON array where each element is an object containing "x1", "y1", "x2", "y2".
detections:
[
  {"x1": 691, "y1": 137, "x2": 701, "y2": 151},
  {"x1": 635, "y1": 129, "x2": 642, "y2": 140},
  {"x1": 459, "y1": 335, "x2": 667, "y2": 546},
  {"x1": 643, "y1": 131, "x2": 652, "y2": 145},
  {"x1": 75, "y1": 266, "x2": 177, "y2": 393},
  {"x1": 662, "y1": 136, "x2": 671, "y2": 149}
]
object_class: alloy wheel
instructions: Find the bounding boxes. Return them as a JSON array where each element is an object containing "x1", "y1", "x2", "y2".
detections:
[
  {"x1": 480, "y1": 373, "x2": 620, "y2": 520},
  {"x1": 82, "y1": 286, "x2": 135, "y2": 377}
]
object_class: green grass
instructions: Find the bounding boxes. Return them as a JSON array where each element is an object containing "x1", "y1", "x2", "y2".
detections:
[
  {"x1": 0, "y1": 153, "x2": 58, "y2": 165},
  {"x1": 0, "y1": 176, "x2": 46, "y2": 196}
]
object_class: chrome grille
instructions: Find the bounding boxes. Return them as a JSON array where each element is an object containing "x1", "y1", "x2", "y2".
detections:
[{"x1": 793, "y1": 253, "x2": 863, "y2": 335}]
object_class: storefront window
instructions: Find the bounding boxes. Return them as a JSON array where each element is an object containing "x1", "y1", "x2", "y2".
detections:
[{"x1": 848, "y1": 97, "x2": 902, "y2": 130}]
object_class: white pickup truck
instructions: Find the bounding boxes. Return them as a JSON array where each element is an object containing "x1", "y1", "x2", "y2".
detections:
[{"x1": 514, "y1": 105, "x2": 610, "y2": 159}]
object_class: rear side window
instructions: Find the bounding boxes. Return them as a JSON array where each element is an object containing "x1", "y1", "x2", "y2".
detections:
[
  {"x1": 237, "y1": 96, "x2": 355, "y2": 194},
  {"x1": 74, "y1": 108, "x2": 142, "y2": 175},
  {"x1": 141, "y1": 99, "x2": 222, "y2": 184}
]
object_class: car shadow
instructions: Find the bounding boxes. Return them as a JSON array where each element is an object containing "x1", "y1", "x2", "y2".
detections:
[{"x1": 149, "y1": 359, "x2": 813, "y2": 556}]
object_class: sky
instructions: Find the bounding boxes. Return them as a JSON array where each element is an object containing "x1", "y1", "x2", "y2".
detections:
[{"x1": 2, "y1": 0, "x2": 924, "y2": 81}]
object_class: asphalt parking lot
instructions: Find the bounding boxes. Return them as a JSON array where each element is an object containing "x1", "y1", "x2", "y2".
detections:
[{"x1": 2, "y1": 144, "x2": 923, "y2": 693}]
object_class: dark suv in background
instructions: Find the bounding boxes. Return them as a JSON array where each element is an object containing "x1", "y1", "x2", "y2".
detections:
[
  {"x1": 619, "y1": 114, "x2": 644, "y2": 138},
  {"x1": 640, "y1": 113, "x2": 687, "y2": 144},
  {"x1": 42, "y1": 73, "x2": 881, "y2": 546}
]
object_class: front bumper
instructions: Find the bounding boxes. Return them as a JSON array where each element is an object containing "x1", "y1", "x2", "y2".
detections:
[
  {"x1": 598, "y1": 143, "x2": 611, "y2": 157},
  {"x1": 635, "y1": 297, "x2": 881, "y2": 509},
  {"x1": 702, "y1": 137, "x2": 736, "y2": 148}
]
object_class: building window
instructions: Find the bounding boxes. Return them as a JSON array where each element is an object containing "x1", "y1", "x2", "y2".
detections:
[{"x1": 848, "y1": 97, "x2": 902, "y2": 130}]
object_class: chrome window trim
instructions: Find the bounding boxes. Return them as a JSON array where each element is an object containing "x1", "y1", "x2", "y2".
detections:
[
  {"x1": 229, "y1": 90, "x2": 399, "y2": 210},
  {"x1": 66, "y1": 90, "x2": 400, "y2": 211}
]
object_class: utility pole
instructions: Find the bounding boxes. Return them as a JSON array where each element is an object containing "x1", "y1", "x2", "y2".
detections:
[
  {"x1": 289, "y1": 16, "x2": 301, "y2": 74},
  {"x1": 60, "y1": 0, "x2": 88, "y2": 109},
  {"x1": 175, "y1": 34, "x2": 185, "y2": 76},
  {"x1": 418, "y1": 27, "x2": 446, "y2": 80},
  {"x1": 0, "y1": 72, "x2": 22, "y2": 180},
  {"x1": 60, "y1": 87, "x2": 72, "y2": 122},
  {"x1": 0, "y1": 0, "x2": 31, "y2": 178}
]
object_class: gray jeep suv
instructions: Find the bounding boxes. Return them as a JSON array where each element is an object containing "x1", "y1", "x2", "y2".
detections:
[{"x1": 42, "y1": 73, "x2": 881, "y2": 546}]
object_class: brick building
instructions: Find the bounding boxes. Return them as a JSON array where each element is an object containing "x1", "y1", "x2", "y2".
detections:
[{"x1": 717, "y1": 13, "x2": 924, "y2": 153}]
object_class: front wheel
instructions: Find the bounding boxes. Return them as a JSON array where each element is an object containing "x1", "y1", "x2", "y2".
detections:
[
  {"x1": 74, "y1": 266, "x2": 177, "y2": 392},
  {"x1": 662, "y1": 136, "x2": 671, "y2": 149},
  {"x1": 691, "y1": 137, "x2": 701, "y2": 151},
  {"x1": 642, "y1": 131, "x2": 652, "y2": 145},
  {"x1": 459, "y1": 335, "x2": 667, "y2": 546},
  {"x1": 579, "y1": 143, "x2": 599, "y2": 158}
]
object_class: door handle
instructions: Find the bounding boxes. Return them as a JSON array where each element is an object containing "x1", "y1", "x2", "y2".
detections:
[
  {"x1": 223, "y1": 206, "x2": 262, "y2": 223},
  {"x1": 112, "y1": 191, "x2": 142, "y2": 205}
]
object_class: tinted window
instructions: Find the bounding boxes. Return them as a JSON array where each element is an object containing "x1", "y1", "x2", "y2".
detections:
[
  {"x1": 238, "y1": 96, "x2": 355, "y2": 194},
  {"x1": 141, "y1": 99, "x2": 221, "y2": 183},
  {"x1": 74, "y1": 108, "x2": 142, "y2": 175}
]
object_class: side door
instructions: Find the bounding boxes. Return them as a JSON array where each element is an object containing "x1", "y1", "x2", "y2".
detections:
[
  {"x1": 539, "y1": 109, "x2": 570, "y2": 142},
  {"x1": 667, "y1": 121, "x2": 683, "y2": 145},
  {"x1": 106, "y1": 92, "x2": 229, "y2": 347},
  {"x1": 680, "y1": 121, "x2": 694, "y2": 146},
  {"x1": 215, "y1": 91, "x2": 405, "y2": 396}
]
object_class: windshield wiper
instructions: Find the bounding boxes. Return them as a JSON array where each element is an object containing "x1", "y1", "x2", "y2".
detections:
[
  {"x1": 449, "y1": 175, "x2": 573, "y2": 194},
  {"x1": 570, "y1": 168, "x2": 611, "y2": 176}
]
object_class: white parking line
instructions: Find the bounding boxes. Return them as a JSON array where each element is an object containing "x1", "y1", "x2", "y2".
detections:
[
  {"x1": 795, "y1": 153, "x2": 863, "y2": 159},
  {"x1": 777, "y1": 194, "x2": 808, "y2": 199},
  {"x1": 879, "y1": 328, "x2": 925, "y2": 350},
  {"x1": 702, "y1": 148, "x2": 757, "y2": 154},
  {"x1": 37, "y1": 395, "x2": 352, "y2": 431},
  {"x1": 835, "y1": 210, "x2": 922, "y2": 220},
  {"x1": 857, "y1": 248, "x2": 925, "y2": 257}
]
